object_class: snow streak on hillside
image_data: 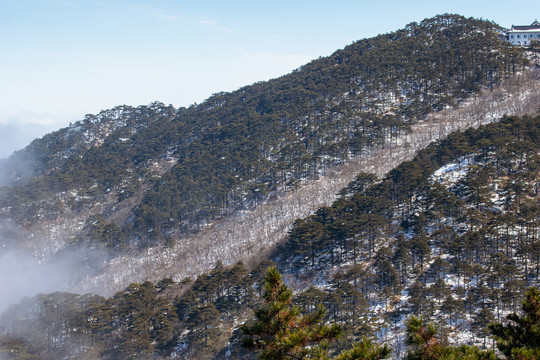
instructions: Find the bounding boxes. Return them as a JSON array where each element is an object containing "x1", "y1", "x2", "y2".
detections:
[{"x1": 76, "y1": 67, "x2": 540, "y2": 294}]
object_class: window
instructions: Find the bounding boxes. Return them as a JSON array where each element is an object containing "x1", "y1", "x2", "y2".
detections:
[
  {"x1": 511, "y1": 35, "x2": 515, "y2": 38},
  {"x1": 518, "y1": 35, "x2": 521, "y2": 38},
  {"x1": 524, "y1": 34, "x2": 527, "y2": 38}
]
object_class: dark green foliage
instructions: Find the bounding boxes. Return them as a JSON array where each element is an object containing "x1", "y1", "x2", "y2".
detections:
[
  {"x1": 0, "y1": 283, "x2": 178, "y2": 359},
  {"x1": 489, "y1": 287, "x2": 540, "y2": 359},
  {"x1": 442, "y1": 346, "x2": 498, "y2": 360},
  {"x1": 405, "y1": 316, "x2": 441, "y2": 360},
  {"x1": 2, "y1": 111, "x2": 540, "y2": 359},
  {"x1": 242, "y1": 266, "x2": 343, "y2": 359},
  {"x1": 0, "y1": 292, "x2": 110, "y2": 359},
  {"x1": 405, "y1": 316, "x2": 496, "y2": 360},
  {"x1": 334, "y1": 337, "x2": 392, "y2": 360},
  {"x1": 0, "y1": 263, "x2": 250, "y2": 359},
  {"x1": 105, "y1": 281, "x2": 178, "y2": 359},
  {"x1": 472, "y1": 307, "x2": 496, "y2": 347},
  {"x1": 242, "y1": 266, "x2": 390, "y2": 360},
  {"x1": 0, "y1": 337, "x2": 39, "y2": 359},
  {"x1": 187, "y1": 303, "x2": 221, "y2": 348},
  {"x1": 87, "y1": 215, "x2": 127, "y2": 250}
]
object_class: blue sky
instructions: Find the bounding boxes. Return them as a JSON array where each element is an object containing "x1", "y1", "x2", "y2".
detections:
[{"x1": 1, "y1": 0, "x2": 539, "y2": 157}]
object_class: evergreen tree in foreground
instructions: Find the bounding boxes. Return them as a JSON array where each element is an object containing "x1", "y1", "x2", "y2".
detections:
[
  {"x1": 489, "y1": 287, "x2": 540, "y2": 359},
  {"x1": 241, "y1": 266, "x2": 391, "y2": 359}
]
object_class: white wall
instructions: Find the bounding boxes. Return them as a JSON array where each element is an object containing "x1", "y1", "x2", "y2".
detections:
[{"x1": 508, "y1": 30, "x2": 540, "y2": 45}]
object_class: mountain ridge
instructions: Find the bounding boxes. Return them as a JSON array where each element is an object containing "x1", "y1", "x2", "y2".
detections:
[
  {"x1": 75, "y1": 65, "x2": 540, "y2": 294},
  {"x1": 0, "y1": 14, "x2": 523, "y2": 234},
  {"x1": 0, "y1": 13, "x2": 533, "y2": 298}
]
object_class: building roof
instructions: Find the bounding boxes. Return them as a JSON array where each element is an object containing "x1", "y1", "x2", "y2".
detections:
[{"x1": 511, "y1": 20, "x2": 540, "y2": 31}]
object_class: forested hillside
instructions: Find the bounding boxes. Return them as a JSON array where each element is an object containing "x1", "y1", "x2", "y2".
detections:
[
  {"x1": 277, "y1": 114, "x2": 540, "y2": 353},
  {"x1": 0, "y1": 15, "x2": 525, "y2": 254},
  {"x1": 2, "y1": 114, "x2": 539, "y2": 359},
  {"x1": 1, "y1": 13, "x2": 540, "y2": 359}
]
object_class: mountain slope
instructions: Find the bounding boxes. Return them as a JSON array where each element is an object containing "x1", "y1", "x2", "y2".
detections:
[
  {"x1": 275, "y1": 114, "x2": 540, "y2": 354},
  {"x1": 2, "y1": 12, "x2": 540, "y2": 360},
  {"x1": 3, "y1": 114, "x2": 540, "y2": 359},
  {"x1": 74, "y1": 65, "x2": 540, "y2": 293},
  {"x1": 0, "y1": 15, "x2": 525, "y2": 254}
]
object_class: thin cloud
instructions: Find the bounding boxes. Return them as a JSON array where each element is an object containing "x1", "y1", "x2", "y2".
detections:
[
  {"x1": 198, "y1": 17, "x2": 217, "y2": 25},
  {"x1": 0, "y1": 112, "x2": 69, "y2": 158},
  {"x1": 197, "y1": 17, "x2": 243, "y2": 34},
  {"x1": 0, "y1": 222, "x2": 110, "y2": 313},
  {"x1": 148, "y1": 8, "x2": 181, "y2": 22},
  {"x1": 127, "y1": 3, "x2": 183, "y2": 23},
  {"x1": 126, "y1": 4, "x2": 241, "y2": 33},
  {"x1": 0, "y1": 111, "x2": 63, "y2": 126}
]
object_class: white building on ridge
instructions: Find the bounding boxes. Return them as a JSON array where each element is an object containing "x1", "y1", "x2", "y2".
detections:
[{"x1": 507, "y1": 20, "x2": 540, "y2": 46}]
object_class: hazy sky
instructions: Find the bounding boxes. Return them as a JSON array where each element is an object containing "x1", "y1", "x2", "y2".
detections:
[{"x1": 1, "y1": 0, "x2": 539, "y2": 157}]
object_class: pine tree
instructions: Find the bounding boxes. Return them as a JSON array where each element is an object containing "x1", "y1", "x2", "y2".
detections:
[
  {"x1": 242, "y1": 266, "x2": 390, "y2": 360},
  {"x1": 405, "y1": 316, "x2": 441, "y2": 360},
  {"x1": 489, "y1": 287, "x2": 540, "y2": 359},
  {"x1": 187, "y1": 303, "x2": 221, "y2": 347},
  {"x1": 242, "y1": 266, "x2": 341, "y2": 359},
  {"x1": 472, "y1": 307, "x2": 495, "y2": 348},
  {"x1": 333, "y1": 337, "x2": 391, "y2": 360},
  {"x1": 0, "y1": 337, "x2": 40, "y2": 360},
  {"x1": 406, "y1": 316, "x2": 496, "y2": 360}
]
